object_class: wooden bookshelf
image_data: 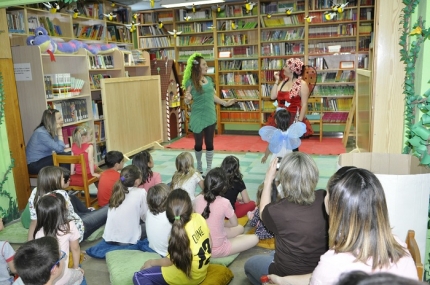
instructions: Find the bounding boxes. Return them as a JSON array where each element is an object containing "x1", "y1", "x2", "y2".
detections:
[{"x1": 124, "y1": 0, "x2": 375, "y2": 134}]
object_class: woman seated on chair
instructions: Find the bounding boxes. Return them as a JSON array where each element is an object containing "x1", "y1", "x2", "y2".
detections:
[
  {"x1": 27, "y1": 166, "x2": 107, "y2": 242},
  {"x1": 266, "y1": 167, "x2": 418, "y2": 285},
  {"x1": 26, "y1": 109, "x2": 71, "y2": 175}
]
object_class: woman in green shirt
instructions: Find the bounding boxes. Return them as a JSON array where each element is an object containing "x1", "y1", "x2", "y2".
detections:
[{"x1": 182, "y1": 53, "x2": 236, "y2": 174}]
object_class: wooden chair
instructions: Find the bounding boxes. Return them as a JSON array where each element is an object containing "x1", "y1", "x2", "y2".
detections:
[
  {"x1": 52, "y1": 152, "x2": 98, "y2": 207},
  {"x1": 306, "y1": 97, "x2": 323, "y2": 142},
  {"x1": 405, "y1": 230, "x2": 424, "y2": 281}
]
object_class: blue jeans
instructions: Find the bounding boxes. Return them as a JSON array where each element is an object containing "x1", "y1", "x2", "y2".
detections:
[
  {"x1": 80, "y1": 206, "x2": 108, "y2": 240},
  {"x1": 244, "y1": 251, "x2": 275, "y2": 285}
]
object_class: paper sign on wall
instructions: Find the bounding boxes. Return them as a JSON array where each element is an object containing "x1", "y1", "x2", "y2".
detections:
[{"x1": 14, "y1": 63, "x2": 32, "y2": 81}]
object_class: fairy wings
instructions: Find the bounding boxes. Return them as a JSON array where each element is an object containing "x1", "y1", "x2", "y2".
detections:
[{"x1": 259, "y1": 122, "x2": 306, "y2": 153}]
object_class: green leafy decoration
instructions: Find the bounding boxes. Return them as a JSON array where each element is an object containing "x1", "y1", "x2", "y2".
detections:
[
  {"x1": 400, "y1": 0, "x2": 430, "y2": 165},
  {"x1": 0, "y1": 73, "x2": 19, "y2": 222}
]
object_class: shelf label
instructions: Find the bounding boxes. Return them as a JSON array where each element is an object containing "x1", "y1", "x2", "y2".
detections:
[{"x1": 14, "y1": 63, "x2": 32, "y2": 81}]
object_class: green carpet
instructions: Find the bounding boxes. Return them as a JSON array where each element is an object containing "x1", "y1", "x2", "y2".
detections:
[{"x1": 146, "y1": 149, "x2": 338, "y2": 199}]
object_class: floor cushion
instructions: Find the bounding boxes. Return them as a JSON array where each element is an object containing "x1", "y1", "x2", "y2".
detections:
[
  {"x1": 210, "y1": 253, "x2": 240, "y2": 267},
  {"x1": 237, "y1": 216, "x2": 249, "y2": 227},
  {"x1": 106, "y1": 250, "x2": 233, "y2": 285},
  {"x1": 86, "y1": 225, "x2": 105, "y2": 242},
  {"x1": 106, "y1": 250, "x2": 160, "y2": 285},
  {"x1": 247, "y1": 228, "x2": 275, "y2": 249},
  {"x1": 0, "y1": 221, "x2": 27, "y2": 243}
]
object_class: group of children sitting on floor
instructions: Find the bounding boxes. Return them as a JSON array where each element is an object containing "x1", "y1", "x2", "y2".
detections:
[{"x1": 1, "y1": 110, "x2": 424, "y2": 285}]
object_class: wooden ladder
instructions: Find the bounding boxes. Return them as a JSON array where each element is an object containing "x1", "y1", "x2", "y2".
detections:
[{"x1": 342, "y1": 94, "x2": 356, "y2": 147}]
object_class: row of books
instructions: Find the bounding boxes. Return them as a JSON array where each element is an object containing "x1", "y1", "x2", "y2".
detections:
[
  {"x1": 261, "y1": 15, "x2": 304, "y2": 28},
  {"x1": 106, "y1": 25, "x2": 131, "y2": 43},
  {"x1": 44, "y1": 73, "x2": 73, "y2": 98},
  {"x1": 73, "y1": 23, "x2": 104, "y2": 40},
  {"x1": 313, "y1": 86, "x2": 355, "y2": 96},
  {"x1": 261, "y1": 83, "x2": 275, "y2": 97},
  {"x1": 177, "y1": 9, "x2": 212, "y2": 20},
  {"x1": 150, "y1": 49, "x2": 176, "y2": 60},
  {"x1": 261, "y1": 1, "x2": 305, "y2": 14},
  {"x1": 222, "y1": 101, "x2": 259, "y2": 111},
  {"x1": 6, "y1": 11, "x2": 25, "y2": 33},
  {"x1": 29, "y1": 15, "x2": 63, "y2": 37},
  {"x1": 96, "y1": 143, "x2": 107, "y2": 162},
  {"x1": 308, "y1": 40, "x2": 357, "y2": 54},
  {"x1": 217, "y1": 5, "x2": 258, "y2": 18},
  {"x1": 218, "y1": 46, "x2": 258, "y2": 58},
  {"x1": 157, "y1": 11, "x2": 174, "y2": 22},
  {"x1": 317, "y1": 70, "x2": 355, "y2": 83},
  {"x1": 308, "y1": 24, "x2": 356, "y2": 38},
  {"x1": 178, "y1": 50, "x2": 214, "y2": 60},
  {"x1": 261, "y1": 28, "x2": 304, "y2": 42},
  {"x1": 312, "y1": 0, "x2": 354, "y2": 10},
  {"x1": 218, "y1": 33, "x2": 249, "y2": 46},
  {"x1": 177, "y1": 21, "x2": 213, "y2": 33},
  {"x1": 260, "y1": 71, "x2": 278, "y2": 83},
  {"x1": 220, "y1": 112, "x2": 260, "y2": 123},
  {"x1": 139, "y1": 37, "x2": 172, "y2": 49},
  {"x1": 49, "y1": 99, "x2": 89, "y2": 124},
  {"x1": 308, "y1": 9, "x2": 357, "y2": 24},
  {"x1": 261, "y1": 58, "x2": 305, "y2": 70},
  {"x1": 76, "y1": 3, "x2": 104, "y2": 19},
  {"x1": 261, "y1": 42, "x2": 304, "y2": 56},
  {"x1": 261, "y1": 100, "x2": 276, "y2": 111},
  {"x1": 219, "y1": 73, "x2": 258, "y2": 86},
  {"x1": 321, "y1": 98, "x2": 353, "y2": 112},
  {"x1": 221, "y1": 89, "x2": 259, "y2": 99},
  {"x1": 139, "y1": 25, "x2": 167, "y2": 36},
  {"x1": 61, "y1": 125, "x2": 78, "y2": 147},
  {"x1": 322, "y1": 112, "x2": 349, "y2": 123},
  {"x1": 88, "y1": 55, "x2": 114, "y2": 70},
  {"x1": 93, "y1": 120, "x2": 106, "y2": 142},
  {"x1": 92, "y1": 100, "x2": 104, "y2": 120},
  {"x1": 176, "y1": 36, "x2": 214, "y2": 46},
  {"x1": 217, "y1": 20, "x2": 258, "y2": 31},
  {"x1": 89, "y1": 74, "x2": 112, "y2": 89},
  {"x1": 219, "y1": 60, "x2": 258, "y2": 71}
]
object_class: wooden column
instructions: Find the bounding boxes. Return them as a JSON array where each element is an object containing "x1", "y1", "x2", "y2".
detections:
[
  {"x1": 0, "y1": 8, "x2": 30, "y2": 209},
  {"x1": 372, "y1": 0, "x2": 405, "y2": 153}
]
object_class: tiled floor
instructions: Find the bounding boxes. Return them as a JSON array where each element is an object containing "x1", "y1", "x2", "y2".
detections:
[{"x1": 79, "y1": 148, "x2": 339, "y2": 284}]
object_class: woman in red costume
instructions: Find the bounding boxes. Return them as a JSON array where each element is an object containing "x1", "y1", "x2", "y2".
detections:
[{"x1": 266, "y1": 58, "x2": 313, "y2": 143}]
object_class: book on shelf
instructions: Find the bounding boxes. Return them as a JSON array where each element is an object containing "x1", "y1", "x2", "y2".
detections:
[
  {"x1": 6, "y1": 11, "x2": 25, "y2": 33},
  {"x1": 88, "y1": 55, "x2": 114, "y2": 69}
]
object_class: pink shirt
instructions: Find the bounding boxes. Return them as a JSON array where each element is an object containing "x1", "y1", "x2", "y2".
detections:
[
  {"x1": 310, "y1": 238, "x2": 418, "y2": 285},
  {"x1": 194, "y1": 195, "x2": 235, "y2": 257},
  {"x1": 138, "y1": 172, "x2": 161, "y2": 192}
]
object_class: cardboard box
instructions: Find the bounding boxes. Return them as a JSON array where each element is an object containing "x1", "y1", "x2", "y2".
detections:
[{"x1": 338, "y1": 153, "x2": 430, "y2": 263}]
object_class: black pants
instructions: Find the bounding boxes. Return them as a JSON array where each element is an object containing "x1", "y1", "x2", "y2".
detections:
[
  {"x1": 27, "y1": 152, "x2": 71, "y2": 174},
  {"x1": 193, "y1": 123, "x2": 216, "y2": 152}
]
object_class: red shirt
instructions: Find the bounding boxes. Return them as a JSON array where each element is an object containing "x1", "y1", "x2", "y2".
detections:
[
  {"x1": 97, "y1": 168, "x2": 120, "y2": 207},
  {"x1": 277, "y1": 90, "x2": 301, "y2": 113}
]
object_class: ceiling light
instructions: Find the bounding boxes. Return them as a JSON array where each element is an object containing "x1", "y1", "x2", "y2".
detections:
[{"x1": 161, "y1": 0, "x2": 224, "y2": 8}]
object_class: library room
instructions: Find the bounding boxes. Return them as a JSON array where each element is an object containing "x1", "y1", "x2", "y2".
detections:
[{"x1": 1, "y1": 0, "x2": 430, "y2": 284}]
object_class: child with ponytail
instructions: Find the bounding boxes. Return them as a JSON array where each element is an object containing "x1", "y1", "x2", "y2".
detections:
[
  {"x1": 103, "y1": 165, "x2": 148, "y2": 245},
  {"x1": 34, "y1": 193, "x2": 84, "y2": 285},
  {"x1": 194, "y1": 168, "x2": 258, "y2": 258},
  {"x1": 133, "y1": 188, "x2": 210, "y2": 285}
]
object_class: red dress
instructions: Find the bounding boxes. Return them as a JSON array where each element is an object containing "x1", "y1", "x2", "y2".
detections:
[
  {"x1": 266, "y1": 89, "x2": 314, "y2": 137},
  {"x1": 71, "y1": 142, "x2": 95, "y2": 186}
]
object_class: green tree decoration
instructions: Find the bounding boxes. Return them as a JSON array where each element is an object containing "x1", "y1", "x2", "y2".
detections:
[
  {"x1": 0, "y1": 73, "x2": 19, "y2": 223},
  {"x1": 400, "y1": 0, "x2": 430, "y2": 166}
]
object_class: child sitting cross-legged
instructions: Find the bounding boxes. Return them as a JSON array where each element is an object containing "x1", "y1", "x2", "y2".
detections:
[
  {"x1": 133, "y1": 150, "x2": 162, "y2": 191},
  {"x1": 97, "y1": 151, "x2": 124, "y2": 208},
  {"x1": 170, "y1": 152, "x2": 204, "y2": 201},
  {"x1": 145, "y1": 183, "x2": 172, "y2": 257}
]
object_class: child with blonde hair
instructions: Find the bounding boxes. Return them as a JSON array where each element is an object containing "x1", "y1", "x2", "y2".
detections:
[
  {"x1": 194, "y1": 168, "x2": 259, "y2": 258},
  {"x1": 132, "y1": 151, "x2": 161, "y2": 191},
  {"x1": 103, "y1": 165, "x2": 148, "y2": 245},
  {"x1": 71, "y1": 125, "x2": 100, "y2": 179},
  {"x1": 170, "y1": 152, "x2": 204, "y2": 201},
  {"x1": 34, "y1": 193, "x2": 84, "y2": 285}
]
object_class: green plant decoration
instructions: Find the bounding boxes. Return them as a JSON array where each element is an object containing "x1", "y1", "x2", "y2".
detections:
[
  {"x1": 0, "y1": 73, "x2": 19, "y2": 223},
  {"x1": 400, "y1": 0, "x2": 430, "y2": 166}
]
